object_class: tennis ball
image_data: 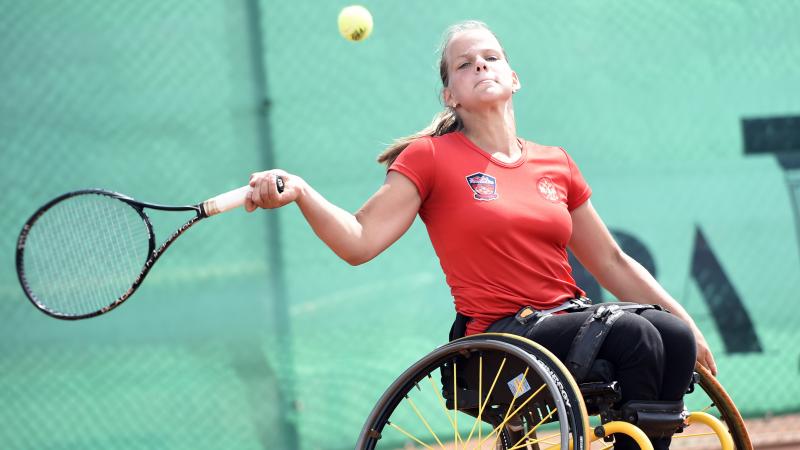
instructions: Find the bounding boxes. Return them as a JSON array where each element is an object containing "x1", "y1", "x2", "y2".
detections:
[{"x1": 338, "y1": 5, "x2": 373, "y2": 42}]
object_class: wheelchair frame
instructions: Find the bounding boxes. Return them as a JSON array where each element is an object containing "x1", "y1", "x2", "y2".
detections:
[{"x1": 357, "y1": 333, "x2": 752, "y2": 450}]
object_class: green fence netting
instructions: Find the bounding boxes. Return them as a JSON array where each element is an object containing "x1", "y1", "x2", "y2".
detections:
[{"x1": 1, "y1": 1, "x2": 798, "y2": 449}]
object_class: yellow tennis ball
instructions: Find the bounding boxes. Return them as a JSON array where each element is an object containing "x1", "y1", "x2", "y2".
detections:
[{"x1": 338, "y1": 5, "x2": 373, "y2": 42}]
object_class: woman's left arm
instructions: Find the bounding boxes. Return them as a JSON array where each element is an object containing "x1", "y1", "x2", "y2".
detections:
[{"x1": 568, "y1": 200, "x2": 718, "y2": 376}]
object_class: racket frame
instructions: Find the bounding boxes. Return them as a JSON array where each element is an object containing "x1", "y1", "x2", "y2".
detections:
[{"x1": 16, "y1": 188, "x2": 210, "y2": 320}]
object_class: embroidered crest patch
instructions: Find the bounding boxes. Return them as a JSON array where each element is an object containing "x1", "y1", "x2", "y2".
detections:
[
  {"x1": 537, "y1": 177, "x2": 560, "y2": 203},
  {"x1": 466, "y1": 172, "x2": 499, "y2": 201}
]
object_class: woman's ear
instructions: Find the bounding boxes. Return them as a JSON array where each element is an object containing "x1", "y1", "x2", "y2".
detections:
[
  {"x1": 443, "y1": 88, "x2": 457, "y2": 108},
  {"x1": 511, "y1": 71, "x2": 521, "y2": 93}
]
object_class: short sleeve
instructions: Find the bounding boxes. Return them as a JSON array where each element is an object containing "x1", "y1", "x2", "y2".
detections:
[
  {"x1": 388, "y1": 137, "x2": 435, "y2": 201},
  {"x1": 561, "y1": 148, "x2": 592, "y2": 211}
]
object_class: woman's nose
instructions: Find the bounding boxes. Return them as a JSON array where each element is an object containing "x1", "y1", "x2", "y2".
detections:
[{"x1": 475, "y1": 62, "x2": 487, "y2": 72}]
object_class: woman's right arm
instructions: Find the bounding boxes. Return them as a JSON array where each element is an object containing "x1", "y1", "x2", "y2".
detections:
[{"x1": 245, "y1": 170, "x2": 422, "y2": 266}]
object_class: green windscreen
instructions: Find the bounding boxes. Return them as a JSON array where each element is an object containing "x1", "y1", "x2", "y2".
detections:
[{"x1": 1, "y1": 1, "x2": 798, "y2": 449}]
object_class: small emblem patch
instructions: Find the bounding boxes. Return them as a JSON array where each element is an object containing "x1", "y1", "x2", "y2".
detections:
[
  {"x1": 537, "y1": 177, "x2": 560, "y2": 203},
  {"x1": 507, "y1": 373, "x2": 531, "y2": 398},
  {"x1": 466, "y1": 172, "x2": 499, "y2": 201}
]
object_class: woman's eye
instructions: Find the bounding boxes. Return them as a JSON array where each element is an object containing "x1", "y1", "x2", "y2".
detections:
[
  {"x1": 458, "y1": 62, "x2": 470, "y2": 69},
  {"x1": 486, "y1": 55, "x2": 499, "y2": 61}
]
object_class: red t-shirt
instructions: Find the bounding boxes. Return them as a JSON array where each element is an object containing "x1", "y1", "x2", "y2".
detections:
[{"x1": 389, "y1": 131, "x2": 592, "y2": 335}]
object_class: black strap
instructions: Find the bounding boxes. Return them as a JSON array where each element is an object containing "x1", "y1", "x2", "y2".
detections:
[
  {"x1": 514, "y1": 297, "x2": 592, "y2": 326},
  {"x1": 565, "y1": 303, "x2": 662, "y2": 382},
  {"x1": 449, "y1": 297, "x2": 593, "y2": 341}
]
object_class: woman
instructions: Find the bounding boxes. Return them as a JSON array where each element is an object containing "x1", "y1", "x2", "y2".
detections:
[{"x1": 245, "y1": 20, "x2": 716, "y2": 450}]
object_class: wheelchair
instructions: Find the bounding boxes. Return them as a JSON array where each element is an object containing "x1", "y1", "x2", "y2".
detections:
[{"x1": 357, "y1": 333, "x2": 752, "y2": 450}]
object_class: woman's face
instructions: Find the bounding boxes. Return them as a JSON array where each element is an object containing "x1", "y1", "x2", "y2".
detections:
[{"x1": 443, "y1": 29, "x2": 520, "y2": 111}]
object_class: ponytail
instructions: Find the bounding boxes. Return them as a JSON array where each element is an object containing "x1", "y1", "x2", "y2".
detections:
[{"x1": 377, "y1": 108, "x2": 463, "y2": 167}]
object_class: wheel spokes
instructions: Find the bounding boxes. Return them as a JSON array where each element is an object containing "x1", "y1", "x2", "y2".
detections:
[
  {"x1": 363, "y1": 337, "x2": 587, "y2": 450},
  {"x1": 464, "y1": 356, "x2": 508, "y2": 446}
]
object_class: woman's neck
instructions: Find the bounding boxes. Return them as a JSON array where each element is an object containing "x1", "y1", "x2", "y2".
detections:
[{"x1": 460, "y1": 103, "x2": 519, "y2": 161}]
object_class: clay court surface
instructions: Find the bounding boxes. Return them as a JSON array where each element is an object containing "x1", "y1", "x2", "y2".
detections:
[
  {"x1": 743, "y1": 413, "x2": 800, "y2": 449},
  {"x1": 394, "y1": 412, "x2": 800, "y2": 449}
]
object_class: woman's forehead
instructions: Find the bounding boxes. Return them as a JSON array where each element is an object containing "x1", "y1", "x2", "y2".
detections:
[{"x1": 447, "y1": 29, "x2": 502, "y2": 58}]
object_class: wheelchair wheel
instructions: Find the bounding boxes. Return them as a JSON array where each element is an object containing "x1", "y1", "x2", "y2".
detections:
[
  {"x1": 669, "y1": 363, "x2": 752, "y2": 450},
  {"x1": 357, "y1": 333, "x2": 590, "y2": 450}
]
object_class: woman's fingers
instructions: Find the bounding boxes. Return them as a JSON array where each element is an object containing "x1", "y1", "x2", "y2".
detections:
[
  {"x1": 246, "y1": 170, "x2": 295, "y2": 210},
  {"x1": 244, "y1": 191, "x2": 257, "y2": 212},
  {"x1": 701, "y1": 345, "x2": 718, "y2": 376},
  {"x1": 694, "y1": 331, "x2": 718, "y2": 376}
]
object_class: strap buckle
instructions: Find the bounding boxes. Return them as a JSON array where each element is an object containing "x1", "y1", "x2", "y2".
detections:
[
  {"x1": 514, "y1": 297, "x2": 592, "y2": 326},
  {"x1": 591, "y1": 304, "x2": 621, "y2": 321},
  {"x1": 514, "y1": 306, "x2": 541, "y2": 325}
]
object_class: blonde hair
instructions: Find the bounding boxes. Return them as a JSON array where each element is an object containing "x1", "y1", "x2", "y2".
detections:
[{"x1": 377, "y1": 20, "x2": 508, "y2": 167}]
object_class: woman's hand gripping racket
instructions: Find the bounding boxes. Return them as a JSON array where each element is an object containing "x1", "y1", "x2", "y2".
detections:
[{"x1": 16, "y1": 177, "x2": 285, "y2": 320}]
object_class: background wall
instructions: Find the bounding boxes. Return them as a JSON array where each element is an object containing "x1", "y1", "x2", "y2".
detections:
[{"x1": 1, "y1": 1, "x2": 798, "y2": 449}]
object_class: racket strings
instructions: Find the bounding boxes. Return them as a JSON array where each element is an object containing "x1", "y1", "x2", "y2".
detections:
[{"x1": 21, "y1": 194, "x2": 151, "y2": 317}]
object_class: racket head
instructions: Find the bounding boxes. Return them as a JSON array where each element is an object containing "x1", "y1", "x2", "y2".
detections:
[{"x1": 16, "y1": 189, "x2": 156, "y2": 320}]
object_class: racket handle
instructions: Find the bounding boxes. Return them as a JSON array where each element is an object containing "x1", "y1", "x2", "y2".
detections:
[
  {"x1": 202, "y1": 176, "x2": 285, "y2": 216},
  {"x1": 203, "y1": 185, "x2": 250, "y2": 216}
]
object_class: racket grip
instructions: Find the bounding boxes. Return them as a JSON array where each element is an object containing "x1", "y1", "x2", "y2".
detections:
[
  {"x1": 203, "y1": 185, "x2": 251, "y2": 216},
  {"x1": 202, "y1": 176, "x2": 285, "y2": 216}
]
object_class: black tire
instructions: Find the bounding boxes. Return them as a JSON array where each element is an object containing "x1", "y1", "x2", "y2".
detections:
[{"x1": 357, "y1": 333, "x2": 590, "y2": 450}]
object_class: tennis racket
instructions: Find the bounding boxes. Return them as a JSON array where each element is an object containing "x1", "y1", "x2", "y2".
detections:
[{"x1": 16, "y1": 177, "x2": 284, "y2": 320}]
